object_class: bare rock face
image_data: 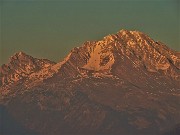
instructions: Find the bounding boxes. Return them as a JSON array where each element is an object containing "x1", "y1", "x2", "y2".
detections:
[
  {"x1": 55, "y1": 30, "x2": 179, "y2": 78},
  {"x1": 0, "y1": 52, "x2": 55, "y2": 89},
  {"x1": 0, "y1": 29, "x2": 180, "y2": 135}
]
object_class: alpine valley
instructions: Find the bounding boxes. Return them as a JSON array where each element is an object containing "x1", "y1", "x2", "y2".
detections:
[{"x1": 0, "y1": 30, "x2": 180, "y2": 135}]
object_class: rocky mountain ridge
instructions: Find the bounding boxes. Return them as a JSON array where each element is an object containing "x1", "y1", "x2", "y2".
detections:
[
  {"x1": 0, "y1": 52, "x2": 55, "y2": 92},
  {"x1": 0, "y1": 29, "x2": 179, "y2": 135},
  {"x1": 1, "y1": 30, "x2": 179, "y2": 89}
]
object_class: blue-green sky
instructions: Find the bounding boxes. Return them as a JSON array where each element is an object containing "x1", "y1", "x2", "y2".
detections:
[{"x1": 0, "y1": 0, "x2": 179, "y2": 65}]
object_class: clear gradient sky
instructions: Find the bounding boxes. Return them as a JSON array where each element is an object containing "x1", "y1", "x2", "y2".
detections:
[{"x1": 0, "y1": 0, "x2": 179, "y2": 65}]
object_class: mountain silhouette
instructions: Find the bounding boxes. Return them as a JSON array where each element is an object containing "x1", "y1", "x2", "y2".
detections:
[{"x1": 0, "y1": 29, "x2": 179, "y2": 135}]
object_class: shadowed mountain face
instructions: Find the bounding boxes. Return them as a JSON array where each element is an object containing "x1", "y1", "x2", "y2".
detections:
[
  {"x1": 0, "y1": 29, "x2": 180, "y2": 135},
  {"x1": 162, "y1": 124, "x2": 180, "y2": 135},
  {"x1": 0, "y1": 105, "x2": 39, "y2": 135}
]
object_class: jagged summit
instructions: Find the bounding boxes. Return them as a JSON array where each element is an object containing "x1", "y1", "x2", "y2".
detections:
[
  {"x1": 118, "y1": 29, "x2": 143, "y2": 34},
  {"x1": 14, "y1": 51, "x2": 28, "y2": 56},
  {"x1": 9, "y1": 51, "x2": 33, "y2": 63},
  {"x1": 9, "y1": 51, "x2": 55, "y2": 64},
  {"x1": 57, "y1": 29, "x2": 179, "y2": 80},
  {"x1": 0, "y1": 52, "x2": 55, "y2": 87},
  {"x1": 103, "y1": 29, "x2": 144, "y2": 42},
  {"x1": 11, "y1": 51, "x2": 31, "y2": 58}
]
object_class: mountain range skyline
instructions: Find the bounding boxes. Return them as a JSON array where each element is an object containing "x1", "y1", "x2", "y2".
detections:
[
  {"x1": 1, "y1": 28, "x2": 180, "y2": 66},
  {"x1": 1, "y1": 0, "x2": 179, "y2": 66},
  {"x1": 1, "y1": 28, "x2": 180, "y2": 67},
  {"x1": 0, "y1": 29, "x2": 179, "y2": 135},
  {"x1": 1, "y1": 0, "x2": 180, "y2": 134}
]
